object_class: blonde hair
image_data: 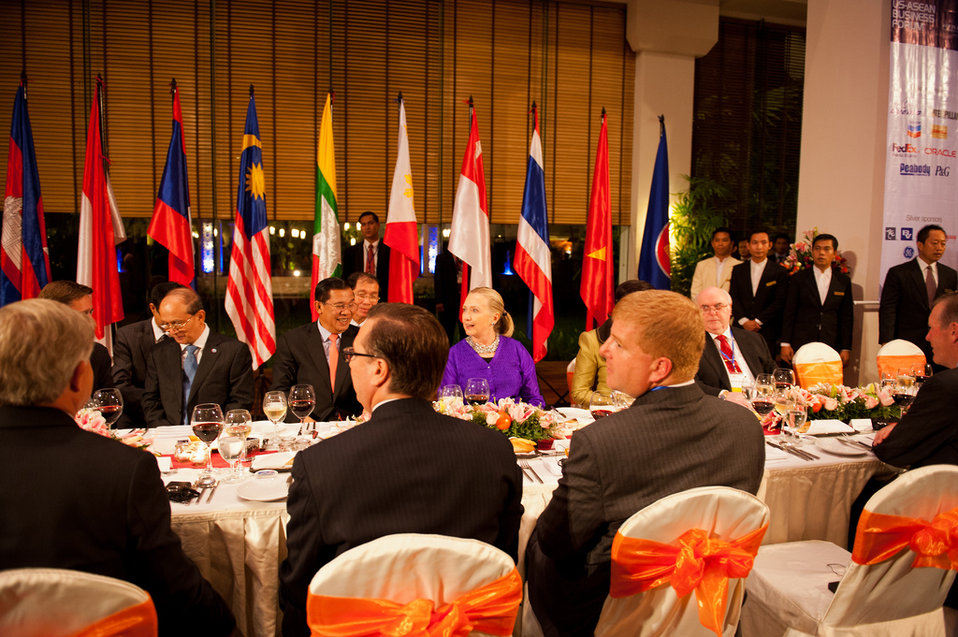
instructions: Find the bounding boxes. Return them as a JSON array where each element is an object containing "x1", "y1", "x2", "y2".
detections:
[
  {"x1": 612, "y1": 290, "x2": 705, "y2": 381},
  {"x1": 467, "y1": 287, "x2": 514, "y2": 338},
  {"x1": 0, "y1": 299, "x2": 94, "y2": 406}
]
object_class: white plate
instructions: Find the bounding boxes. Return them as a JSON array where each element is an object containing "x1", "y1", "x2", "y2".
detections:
[
  {"x1": 554, "y1": 407, "x2": 593, "y2": 422},
  {"x1": 812, "y1": 437, "x2": 871, "y2": 457},
  {"x1": 237, "y1": 478, "x2": 289, "y2": 501}
]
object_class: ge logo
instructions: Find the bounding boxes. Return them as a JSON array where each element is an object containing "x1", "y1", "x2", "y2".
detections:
[{"x1": 904, "y1": 246, "x2": 915, "y2": 259}]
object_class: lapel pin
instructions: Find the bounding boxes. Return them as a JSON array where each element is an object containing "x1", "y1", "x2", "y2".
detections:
[{"x1": 210, "y1": 348, "x2": 218, "y2": 354}]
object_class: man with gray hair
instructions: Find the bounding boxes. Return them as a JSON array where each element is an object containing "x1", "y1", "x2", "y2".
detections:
[{"x1": 0, "y1": 299, "x2": 235, "y2": 635}]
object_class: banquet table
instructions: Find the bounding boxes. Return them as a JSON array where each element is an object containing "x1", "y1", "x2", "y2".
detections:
[{"x1": 146, "y1": 424, "x2": 894, "y2": 637}]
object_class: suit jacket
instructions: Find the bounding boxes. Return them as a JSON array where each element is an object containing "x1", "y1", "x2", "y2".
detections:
[
  {"x1": 142, "y1": 331, "x2": 254, "y2": 427},
  {"x1": 729, "y1": 259, "x2": 789, "y2": 351},
  {"x1": 270, "y1": 322, "x2": 362, "y2": 421},
  {"x1": 0, "y1": 405, "x2": 234, "y2": 635},
  {"x1": 342, "y1": 240, "x2": 391, "y2": 301},
  {"x1": 695, "y1": 326, "x2": 776, "y2": 396},
  {"x1": 689, "y1": 255, "x2": 741, "y2": 299},
  {"x1": 280, "y1": 398, "x2": 523, "y2": 637},
  {"x1": 112, "y1": 318, "x2": 163, "y2": 428},
  {"x1": 525, "y1": 384, "x2": 765, "y2": 637},
  {"x1": 879, "y1": 258, "x2": 958, "y2": 363},
  {"x1": 90, "y1": 342, "x2": 113, "y2": 394},
  {"x1": 780, "y1": 266, "x2": 854, "y2": 352},
  {"x1": 874, "y1": 366, "x2": 958, "y2": 468}
]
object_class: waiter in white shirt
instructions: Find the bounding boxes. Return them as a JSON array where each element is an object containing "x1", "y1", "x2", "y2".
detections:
[{"x1": 689, "y1": 227, "x2": 741, "y2": 299}]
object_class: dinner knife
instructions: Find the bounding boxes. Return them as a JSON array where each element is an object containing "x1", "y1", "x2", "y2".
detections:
[
  {"x1": 520, "y1": 461, "x2": 543, "y2": 483},
  {"x1": 206, "y1": 482, "x2": 219, "y2": 503},
  {"x1": 766, "y1": 440, "x2": 817, "y2": 461}
]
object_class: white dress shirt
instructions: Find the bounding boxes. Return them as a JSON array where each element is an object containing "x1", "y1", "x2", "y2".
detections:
[{"x1": 180, "y1": 325, "x2": 210, "y2": 365}]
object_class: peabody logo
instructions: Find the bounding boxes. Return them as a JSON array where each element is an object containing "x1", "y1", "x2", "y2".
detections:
[
  {"x1": 907, "y1": 122, "x2": 922, "y2": 138},
  {"x1": 900, "y1": 163, "x2": 931, "y2": 176},
  {"x1": 932, "y1": 124, "x2": 948, "y2": 139},
  {"x1": 933, "y1": 108, "x2": 958, "y2": 120}
]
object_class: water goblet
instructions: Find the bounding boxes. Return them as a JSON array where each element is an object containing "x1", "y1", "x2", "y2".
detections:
[
  {"x1": 218, "y1": 435, "x2": 246, "y2": 482},
  {"x1": 772, "y1": 368, "x2": 796, "y2": 391},
  {"x1": 464, "y1": 378, "x2": 490, "y2": 406},
  {"x1": 438, "y1": 384, "x2": 464, "y2": 410},
  {"x1": 785, "y1": 408, "x2": 808, "y2": 445},
  {"x1": 191, "y1": 403, "x2": 223, "y2": 488},
  {"x1": 225, "y1": 409, "x2": 253, "y2": 470},
  {"x1": 91, "y1": 388, "x2": 124, "y2": 429}
]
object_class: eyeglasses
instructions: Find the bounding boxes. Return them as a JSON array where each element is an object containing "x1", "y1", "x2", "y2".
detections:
[
  {"x1": 343, "y1": 347, "x2": 381, "y2": 363},
  {"x1": 354, "y1": 294, "x2": 379, "y2": 302},
  {"x1": 699, "y1": 303, "x2": 729, "y2": 314},
  {"x1": 325, "y1": 302, "x2": 357, "y2": 312},
  {"x1": 159, "y1": 314, "x2": 197, "y2": 332}
]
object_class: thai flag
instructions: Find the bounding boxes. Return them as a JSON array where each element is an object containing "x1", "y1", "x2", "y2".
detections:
[
  {"x1": 513, "y1": 103, "x2": 553, "y2": 362},
  {"x1": 1, "y1": 78, "x2": 50, "y2": 306},
  {"x1": 148, "y1": 82, "x2": 195, "y2": 287},
  {"x1": 225, "y1": 90, "x2": 275, "y2": 369},
  {"x1": 638, "y1": 115, "x2": 670, "y2": 290}
]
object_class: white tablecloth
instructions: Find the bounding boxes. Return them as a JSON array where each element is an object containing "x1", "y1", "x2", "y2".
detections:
[{"x1": 148, "y1": 425, "x2": 893, "y2": 637}]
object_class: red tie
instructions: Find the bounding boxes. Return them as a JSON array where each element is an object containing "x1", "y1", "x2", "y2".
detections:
[
  {"x1": 365, "y1": 244, "x2": 376, "y2": 274},
  {"x1": 716, "y1": 335, "x2": 741, "y2": 373},
  {"x1": 328, "y1": 333, "x2": 339, "y2": 391}
]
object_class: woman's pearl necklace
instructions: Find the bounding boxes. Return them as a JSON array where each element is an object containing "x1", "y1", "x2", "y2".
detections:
[{"x1": 467, "y1": 335, "x2": 499, "y2": 356}]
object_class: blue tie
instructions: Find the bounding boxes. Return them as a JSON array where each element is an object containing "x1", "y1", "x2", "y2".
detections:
[{"x1": 182, "y1": 344, "x2": 199, "y2": 425}]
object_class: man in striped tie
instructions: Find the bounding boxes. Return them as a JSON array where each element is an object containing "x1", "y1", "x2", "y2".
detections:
[
  {"x1": 342, "y1": 211, "x2": 391, "y2": 302},
  {"x1": 693, "y1": 286, "x2": 775, "y2": 407}
]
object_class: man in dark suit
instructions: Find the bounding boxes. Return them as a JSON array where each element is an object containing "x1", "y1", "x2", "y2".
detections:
[
  {"x1": 112, "y1": 282, "x2": 185, "y2": 428},
  {"x1": 879, "y1": 224, "x2": 957, "y2": 369},
  {"x1": 780, "y1": 233, "x2": 854, "y2": 365},
  {"x1": 142, "y1": 287, "x2": 253, "y2": 427},
  {"x1": 0, "y1": 299, "x2": 235, "y2": 636},
  {"x1": 341, "y1": 210, "x2": 391, "y2": 301},
  {"x1": 526, "y1": 291, "x2": 765, "y2": 637},
  {"x1": 280, "y1": 303, "x2": 523, "y2": 637},
  {"x1": 271, "y1": 277, "x2": 362, "y2": 422},
  {"x1": 38, "y1": 281, "x2": 112, "y2": 391},
  {"x1": 694, "y1": 286, "x2": 775, "y2": 400},
  {"x1": 729, "y1": 229, "x2": 789, "y2": 353}
]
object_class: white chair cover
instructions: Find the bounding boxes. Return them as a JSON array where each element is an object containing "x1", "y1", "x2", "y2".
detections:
[
  {"x1": 593, "y1": 486, "x2": 769, "y2": 637},
  {"x1": 566, "y1": 360, "x2": 577, "y2": 406},
  {"x1": 876, "y1": 339, "x2": 926, "y2": 379},
  {"x1": 741, "y1": 464, "x2": 958, "y2": 636},
  {"x1": 0, "y1": 567, "x2": 157, "y2": 637},
  {"x1": 307, "y1": 533, "x2": 519, "y2": 637},
  {"x1": 792, "y1": 342, "x2": 843, "y2": 388}
]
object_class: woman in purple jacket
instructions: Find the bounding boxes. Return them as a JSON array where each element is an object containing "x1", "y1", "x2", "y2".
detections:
[{"x1": 441, "y1": 287, "x2": 545, "y2": 406}]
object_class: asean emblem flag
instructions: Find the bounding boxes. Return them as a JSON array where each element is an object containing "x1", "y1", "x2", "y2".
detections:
[
  {"x1": 384, "y1": 97, "x2": 419, "y2": 304},
  {"x1": 1, "y1": 78, "x2": 50, "y2": 306},
  {"x1": 638, "y1": 115, "x2": 670, "y2": 290},
  {"x1": 225, "y1": 91, "x2": 276, "y2": 369}
]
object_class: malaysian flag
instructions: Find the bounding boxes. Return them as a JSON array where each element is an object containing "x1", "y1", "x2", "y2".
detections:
[
  {"x1": 513, "y1": 102, "x2": 553, "y2": 362},
  {"x1": 225, "y1": 88, "x2": 275, "y2": 369},
  {"x1": 1, "y1": 75, "x2": 50, "y2": 306}
]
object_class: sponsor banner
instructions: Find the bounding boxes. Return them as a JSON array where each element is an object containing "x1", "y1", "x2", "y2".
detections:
[{"x1": 881, "y1": 1, "x2": 958, "y2": 284}]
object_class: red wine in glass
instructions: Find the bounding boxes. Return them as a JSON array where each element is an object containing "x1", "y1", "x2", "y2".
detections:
[
  {"x1": 774, "y1": 382, "x2": 791, "y2": 391},
  {"x1": 465, "y1": 394, "x2": 488, "y2": 406},
  {"x1": 192, "y1": 422, "x2": 223, "y2": 444},
  {"x1": 590, "y1": 409, "x2": 614, "y2": 419},
  {"x1": 98, "y1": 404, "x2": 123, "y2": 426},
  {"x1": 752, "y1": 400, "x2": 774, "y2": 416},
  {"x1": 892, "y1": 393, "x2": 914, "y2": 408},
  {"x1": 289, "y1": 399, "x2": 315, "y2": 420}
]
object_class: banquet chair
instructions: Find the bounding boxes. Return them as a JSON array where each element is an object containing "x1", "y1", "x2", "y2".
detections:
[
  {"x1": 740, "y1": 464, "x2": 958, "y2": 636},
  {"x1": 566, "y1": 359, "x2": 577, "y2": 406},
  {"x1": 876, "y1": 339, "x2": 926, "y2": 380},
  {"x1": 0, "y1": 567, "x2": 157, "y2": 637},
  {"x1": 792, "y1": 342, "x2": 843, "y2": 388},
  {"x1": 306, "y1": 533, "x2": 522, "y2": 636}
]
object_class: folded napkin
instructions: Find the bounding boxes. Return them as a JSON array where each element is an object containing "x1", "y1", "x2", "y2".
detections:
[
  {"x1": 849, "y1": 418, "x2": 875, "y2": 433},
  {"x1": 805, "y1": 419, "x2": 855, "y2": 435},
  {"x1": 251, "y1": 451, "x2": 296, "y2": 472},
  {"x1": 155, "y1": 455, "x2": 172, "y2": 473}
]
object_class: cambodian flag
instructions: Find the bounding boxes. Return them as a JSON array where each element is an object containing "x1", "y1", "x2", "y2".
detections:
[
  {"x1": 1, "y1": 77, "x2": 50, "y2": 306},
  {"x1": 513, "y1": 103, "x2": 553, "y2": 362},
  {"x1": 148, "y1": 81, "x2": 194, "y2": 287},
  {"x1": 638, "y1": 115, "x2": 670, "y2": 290}
]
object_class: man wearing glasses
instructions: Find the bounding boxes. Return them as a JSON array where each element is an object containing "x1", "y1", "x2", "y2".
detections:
[
  {"x1": 270, "y1": 277, "x2": 362, "y2": 422},
  {"x1": 142, "y1": 287, "x2": 253, "y2": 427},
  {"x1": 693, "y1": 286, "x2": 775, "y2": 406},
  {"x1": 345, "y1": 271, "x2": 380, "y2": 327}
]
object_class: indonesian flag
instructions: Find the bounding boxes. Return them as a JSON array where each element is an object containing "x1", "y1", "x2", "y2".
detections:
[
  {"x1": 77, "y1": 76, "x2": 125, "y2": 343},
  {"x1": 513, "y1": 103, "x2": 553, "y2": 361},
  {"x1": 448, "y1": 101, "x2": 491, "y2": 309},
  {"x1": 383, "y1": 97, "x2": 419, "y2": 304},
  {"x1": 311, "y1": 93, "x2": 341, "y2": 320},
  {"x1": 581, "y1": 109, "x2": 613, "y2": 329}
]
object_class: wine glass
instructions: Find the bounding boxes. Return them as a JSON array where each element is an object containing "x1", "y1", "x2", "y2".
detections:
[
  {"x1": 893, "y1": 370, "x2": 917, "y2": 414},
  {"x1": 785, "y1": 408, "x2": 808, "y2": 445},
  {"x1": 464, "y1": 378, "x2": 490, "y2": 406},
  {"x1": 263, "y1": 391, "x2": 288, "y2": 442},
  {"x1": 439, "y1": 384, "x2": 463, "y2": 401},
  {"x1": 772, "y1": 368, "x2": 796, "y2": 391},
  {"x1": 611, "y1": 390, "x2": 635, "y2": 410},
  {"x1": 914, "y1": 364, "x2": 933, "y2": 386},
  {"x1": 288, "y1": 384, "x2": 316, "y2": 429},
  {"x1": 880, "y1": 371, "x2": 896, "y2": 391},
  {"x1": 191, "y1": 403, "x2": 224, "y2": 488},
  {"x1": 218, "y1": 434, "x2": 246, "y2": 482},
  {"x1": 225, "y1": 409, "x2": 253, "y2": 471},
  {"x1": 90, "y1": 388, "x2": 124, "y2": 430},
  {"x1": 589, "y1": 392, "x2": 615, "y2": 420},
  {"x1": 751, "y1": 374, "x2": 775, "y2": 418}
]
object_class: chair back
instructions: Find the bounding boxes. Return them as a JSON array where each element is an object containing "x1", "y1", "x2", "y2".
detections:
[
  {"x1": 876, "y1": 339, "x2": 926, "y2": 380},
  {"x1": 792, "y1": 342, "x2": 843, "y2": 388},
  {"x1": 594, "y1": 486, "x2": 769, "y2": 637},
  {"x1": 566, "y1": 360, "x2": 577, "y2": 405},
  {"x1": 823, "y1": 464, "x2": 958, "y2": 627},
  {"x1": 307, "y1": 533, "x2": 521, "y2": 637},
  {"x1": 0, "y1": 568, "x2": 157, "y2": 637}
]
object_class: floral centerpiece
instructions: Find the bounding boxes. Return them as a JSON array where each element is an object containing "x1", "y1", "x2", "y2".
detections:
[
  {"x1": 434, "y1": 397, "x2": 556, "y2": 442},
  {"x1": 758, "y1": 382, "x2": 900, "y2": 431},
  {"x1": 75, "y1": 407, "x2": 152, "y2": 450},
  {"x1": 782, "y1": 228, "x2": 850, "y2": 276}
]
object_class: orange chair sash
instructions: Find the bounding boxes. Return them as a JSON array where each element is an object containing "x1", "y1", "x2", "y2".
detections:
[
  {"x1": 609, "y1": 524, "x2": 767, "y2": 637},
  {"x1": 794, "y1": 360, "x2": 843, "y2": 388},
  {"x1": 306, "y1": 567, "x2": 522, "y2": 637},
  {"x1": 72, "y1": 598, "x2": 157, "y2": 637},
  {"x1": 852, "y1": 507, "x2": 958, "y2": 571},
  {"x1": 876, "y1": 354, "x2": 925, "y2": 380}
]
